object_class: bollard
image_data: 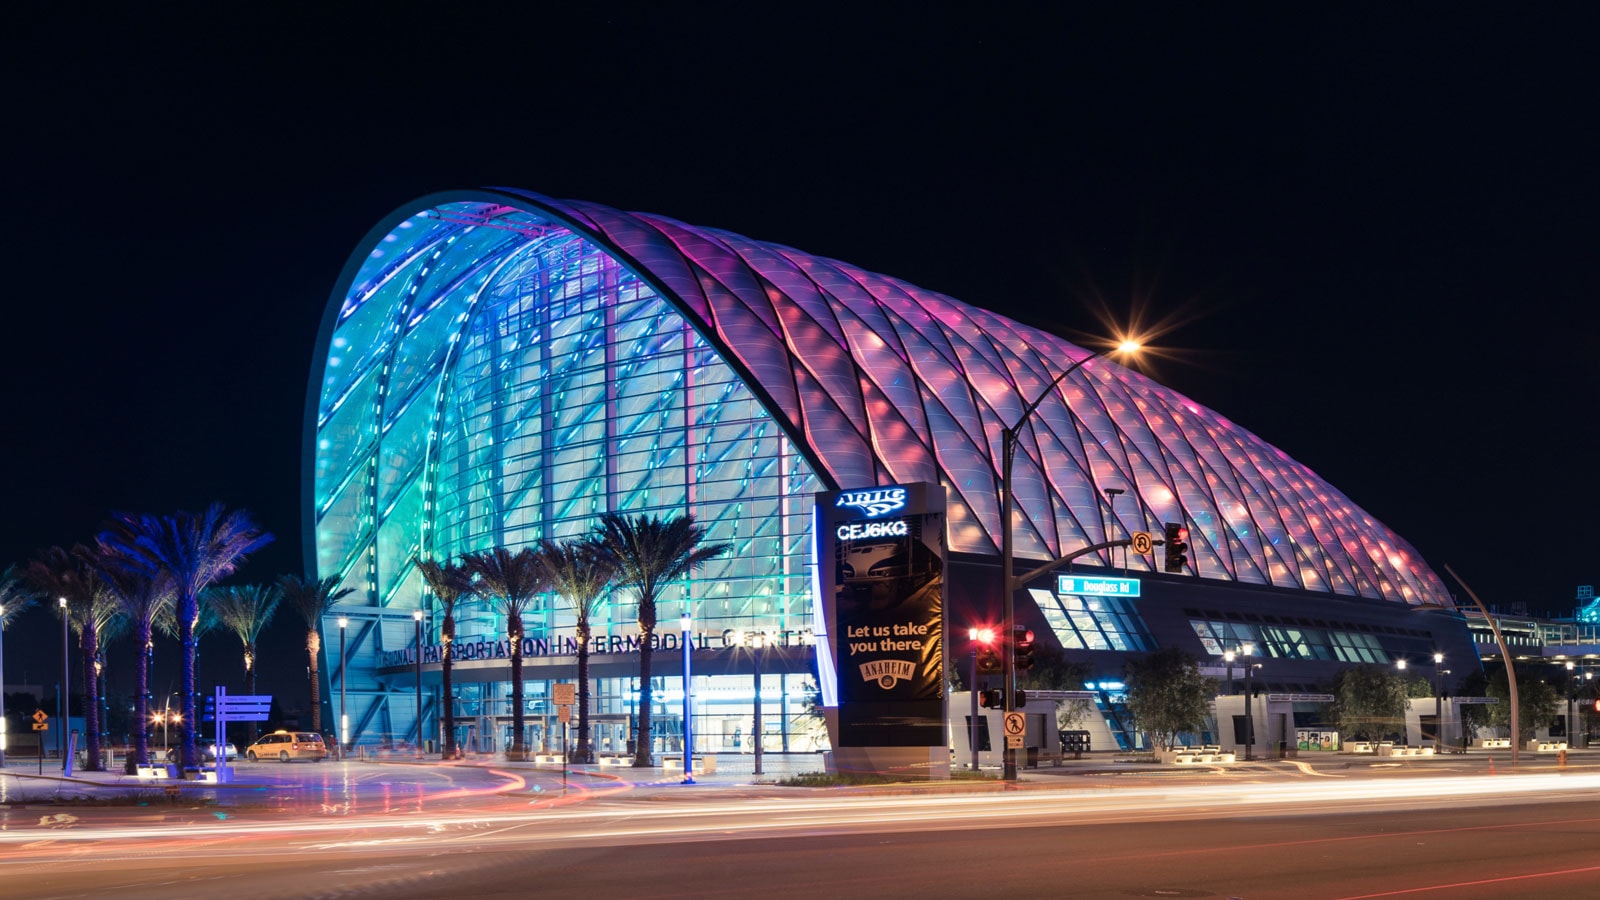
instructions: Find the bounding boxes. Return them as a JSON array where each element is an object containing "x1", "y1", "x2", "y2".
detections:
[{"x1": 1559, "y1": 748, "x2": 1568, "y2": 769}]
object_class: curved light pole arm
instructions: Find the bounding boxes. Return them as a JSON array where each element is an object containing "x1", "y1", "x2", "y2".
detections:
[
  {"x1": 1011, "y1": 538, "x2": 1134, "y2": 594},
  {"x1": 998, "y1": 348, "x2": 1118, "y2": 780},
  {"x1": 1443, "y1": 564, "x2": 1518, "y2": 770}
]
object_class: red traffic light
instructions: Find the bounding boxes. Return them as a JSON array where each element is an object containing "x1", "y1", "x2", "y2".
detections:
[{"x1": 969, "y1": 627, "x2": 996, "y2": 644}]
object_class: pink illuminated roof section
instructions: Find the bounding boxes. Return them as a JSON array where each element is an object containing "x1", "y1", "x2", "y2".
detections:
[{"x1": 455, "y1": 189, "x2": 1450, "y2": 607}]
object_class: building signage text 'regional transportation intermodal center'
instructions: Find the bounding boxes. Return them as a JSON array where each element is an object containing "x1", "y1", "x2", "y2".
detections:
[{"x1": 376, "y1": 628, "x2": 815, "y2": 669}]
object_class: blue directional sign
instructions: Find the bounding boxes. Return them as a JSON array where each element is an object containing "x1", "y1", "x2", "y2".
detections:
[{"x1": 1056, "y1": 575, "x2": 1142, "y2": 597}]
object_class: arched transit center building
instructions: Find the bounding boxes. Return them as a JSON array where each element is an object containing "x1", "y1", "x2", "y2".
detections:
[{"x1": 306, "y1": 189, "x2": 1474, "y2": 756}]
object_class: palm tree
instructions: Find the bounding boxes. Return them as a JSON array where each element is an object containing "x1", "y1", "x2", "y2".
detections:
[
  {"x1": 592, "y1": 513, "x2": 729, "y2": 768},
  {"x1": 534, "y1": 537, "x2": 615, "y2": 764},
  {"x1": 280, "y1": 574, "x2": 354, "y2": 736},
  {"x1": 210, "y1": 583, "x2": 281, "y2": 744},
  {"x1": 460, "y1": 547, "x2": 549, "y2": 760},
  {"x1": 0, "y1": 566, "x2": 37, "y2": 628},
  {"x1": 26, "y1": 546, "x2": 118, "y2": 771},
  {"x1": 0, "y1": 566, "x2": 38, "y2": 768},
  {"x1": 98, "y1": 505, "x2": 271, "y2": 768},
  {"x1": 90, "y1": 532, "x2": 173, "y2": 767},
  {"x1": 417, "y1": 557, "x2": 473, "y2": 759}
]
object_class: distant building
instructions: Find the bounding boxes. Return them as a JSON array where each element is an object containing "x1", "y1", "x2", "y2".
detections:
[{"x1": 306, "y1": 190, "x2": 1476, "y2": 754}]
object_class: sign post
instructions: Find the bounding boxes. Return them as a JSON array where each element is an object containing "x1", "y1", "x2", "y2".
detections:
[
  {"x1": 32, "y1": 711, "x2": 47, "y2": 776},
  {"x1": 207, "y1": 687, "x2": 271, "y2": 783},
  {"x1": 552, "y1": 682, "x2": 575, "y2": 786}
]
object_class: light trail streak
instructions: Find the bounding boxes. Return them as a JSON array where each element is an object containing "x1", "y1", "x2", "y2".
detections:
[
  {"x1": 1, "y1": 771, "x2": 1595, "y2": 851},
  {"x1": 1334, "y1": 863, "x2": 1600, "y2": 898}
]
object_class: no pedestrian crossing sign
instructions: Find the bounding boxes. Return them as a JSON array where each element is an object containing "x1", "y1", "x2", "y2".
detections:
[{"x1": 1004, "y1": 712, "x2": 1026, "y2": 749}]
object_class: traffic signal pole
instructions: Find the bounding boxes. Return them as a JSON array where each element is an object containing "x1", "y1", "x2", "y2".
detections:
[
  {"x1": 970, "y1": 638, "x2": 980, "y2": 770},
  {"x1": 997, "y1": 344, "x2": 1140, "y2": 780}
]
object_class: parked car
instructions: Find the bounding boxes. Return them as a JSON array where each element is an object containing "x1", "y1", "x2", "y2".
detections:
[
  {"x1": 165, "y1": 742, "x2": 238, "y2": 763},
  {"x1": 245, "y1": 731, "x2": 328, "y2": 762}
]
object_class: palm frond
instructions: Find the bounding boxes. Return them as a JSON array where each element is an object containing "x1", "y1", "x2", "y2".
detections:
[
  {"x1": 460, "y1": 547, "x2": 549, "y2": 618},
  {"x1": 0, "y1": 565, "x2": 39, "y2": 629},
  {"x1": 533, "y1": 537, "x2": 614, "y2": 626},
  {"x1": 279, "y1": 574, "x2": 355, "y2": 626}
]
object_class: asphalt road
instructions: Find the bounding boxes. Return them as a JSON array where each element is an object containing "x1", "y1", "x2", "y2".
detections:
[{"x1": 3, "y1": 764, "x2": 1599, "y2": 899}]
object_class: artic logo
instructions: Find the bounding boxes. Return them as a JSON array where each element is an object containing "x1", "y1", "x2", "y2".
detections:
[
  {"x1": 835, "y1": 487, "x2": 908, "y2": 518},
  {"x1": 858, "y1": 659, "x2": 916, "y2": 689}
]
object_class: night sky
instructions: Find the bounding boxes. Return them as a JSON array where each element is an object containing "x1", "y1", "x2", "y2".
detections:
[{"x1": 4, "y1": 6, "x2": 1596, "y2": 704}]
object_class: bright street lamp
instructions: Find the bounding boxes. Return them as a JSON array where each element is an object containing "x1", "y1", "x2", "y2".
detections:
[
  {"x1": 1223, "y1": 649, "x2": 1236, "y2": 695},
  {"x1": 999, "y1": 340, "x2": 1140, "y2": 779}
]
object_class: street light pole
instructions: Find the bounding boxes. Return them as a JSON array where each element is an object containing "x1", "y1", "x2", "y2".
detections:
[
  {"x1": 969, "y1": 628, "x2": 981, "y2": 770},
  {"x1": 1242, "y1": 643, "x2": 1256, "y2": 761},
  {"x1": 59, "y1": 596, "x2": 68, "y2": 769},
  {"x1": 1440, "y1": 646, "x2": 1452, "y2": 746},
  {"x1": 412, "y1": 610, "x2": 423, "y2": 759},
  {"x1": 752, "y1": 632, "x2": 765, "y2": 777},
  {"x1": 1395, "y1": 658, "x2": 1409, "y2": 744},
  {"x1": 338, "y1": 617, "x2": 348, "y2": 760},
  {"x1": 1000, "y1": 341, "x2": 1138, "y2": 781},
  {"x1": 1441, "y1": 565, "x2": 1520, "y2": 769},
  {"x1": 1567, "y1": 661, "x2": 1577, "y2": 744},
  {"x1": 1103, "y1": 487, "x2": 1125, "y2": 574},
  {"x1": 0, "y1": 599, "x2": 7, "y2": 770},
  {"x1": 680, "y1": 612, "x2": 694, "y2": 784}
]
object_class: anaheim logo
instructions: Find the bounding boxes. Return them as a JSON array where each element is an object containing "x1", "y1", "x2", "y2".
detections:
[{"x1": 859, "y1": 659, "x2": 916, "y2": 689}]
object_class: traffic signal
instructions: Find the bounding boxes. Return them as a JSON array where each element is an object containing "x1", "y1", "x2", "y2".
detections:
[
  {"x1": 1015, "y1": 689, "x2": 1028, "y2": 707},
  {"x1": 1014, "y1": 627, "x2": 1036, "y2": 673},
  {"x1": 979, "y1": 689, "x2": 1005, "y2": 709},
  {"x1": 976, "y1": 644, "x2": 1002, "y2": 674},
  {"x1": 1163, "y1": 521, "x2": 1189, "y2": 573}
]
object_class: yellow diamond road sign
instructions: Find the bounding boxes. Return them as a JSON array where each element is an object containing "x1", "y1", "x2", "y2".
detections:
[{"x1": 32, "y1": 709, "x2": 48, "y2": 724}]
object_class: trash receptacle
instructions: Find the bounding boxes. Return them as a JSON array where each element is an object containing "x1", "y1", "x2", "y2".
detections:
[
  {"x1": 1276, "y1": 740, "x2": 1288, "y2": 759},
  {"x1": 1027, "y1": 747, "x2": 1039, "y2": 769}
]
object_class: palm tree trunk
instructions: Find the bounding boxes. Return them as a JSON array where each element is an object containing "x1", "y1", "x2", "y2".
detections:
[
  {"x1": 576, "y1": 623, "x2": 593, "y2": 764},
  {"x1": 179, "y1": 594, "x2": 198, "y2": 769},
  {"x1": 80, "y1": 624, "x2": 102, "y2": 771},
  {"x1": 441, "y1": 616, "x2": 455, "y2": 758},
  {"x1": 244, "y1": 643, "x2": 259, "y2": 744},
  {"x1": 634, "y1": 624, "x2": 655, "y2": 767},
  {"x1": 508, "y1": 614, "x2": 524, "y2": 759},
  {"x1": 308, "y1": 636, "x2": 323, "y2": 733}
]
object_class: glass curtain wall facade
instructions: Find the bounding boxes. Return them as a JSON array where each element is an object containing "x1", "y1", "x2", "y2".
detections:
[
  {"x1": 310, "y1": 188, "x2": 1460, "y2": 752},
  {"x1": 310, "y1": 201, "x2": 820, "y2": 749}
]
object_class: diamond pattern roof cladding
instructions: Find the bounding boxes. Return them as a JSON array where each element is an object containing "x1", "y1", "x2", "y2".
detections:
[{"x1": 363, "y1": 189, "x2": 1450, "y2": 608}]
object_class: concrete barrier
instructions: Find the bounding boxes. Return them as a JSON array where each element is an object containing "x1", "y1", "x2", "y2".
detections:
[{"x1": 662, "y1": 755, "x2": 717, "y2": 775}]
